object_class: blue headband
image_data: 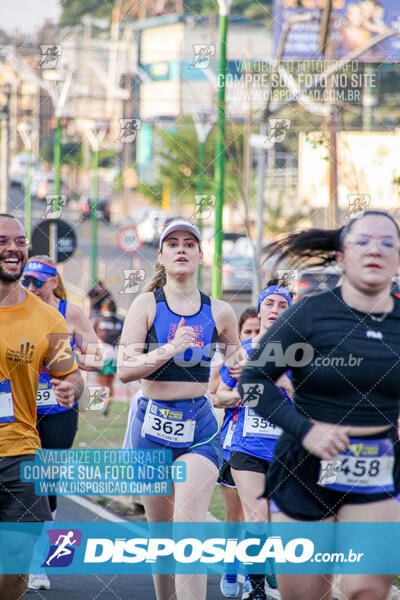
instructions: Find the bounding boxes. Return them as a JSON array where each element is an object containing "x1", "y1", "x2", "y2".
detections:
[
  {"x1": 257, "y1": 285, "x2": 292, "y2": 312},
  {"x1": 23, "y1": 259, "x2": 57, "y2": 282}
]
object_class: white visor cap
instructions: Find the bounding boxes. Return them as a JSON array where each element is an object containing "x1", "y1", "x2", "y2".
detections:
[{"x1": 159, "y1": 220, "x2": 202, "y2": 250}]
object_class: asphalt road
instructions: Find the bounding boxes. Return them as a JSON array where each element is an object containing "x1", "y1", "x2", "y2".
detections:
[{"x1": 23, "y1": 496, "x2": 224, "y2": 600}]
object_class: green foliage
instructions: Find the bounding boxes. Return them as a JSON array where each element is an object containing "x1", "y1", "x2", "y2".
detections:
[
  {"x1": 59, "y1": 0, "x2": 113, "y2": 28},
  {"x1": 144, "y1": 116, "x2": 245, "y2": 206},
  {"x1": 182, "y1": 0, "x2": 271, "y2": 16},
  {"x1": 40, "y1": 142, "x2": 83, "y2": 167},
  {"x1": 264, "y1": 191, "x2": 316, "y2": 236},
  {"x1": 98, "y1": 149, "x2": 117, "y2": 168},
  {"x1": 60, "y1": 0, "x2": 272, "y2": 27}
]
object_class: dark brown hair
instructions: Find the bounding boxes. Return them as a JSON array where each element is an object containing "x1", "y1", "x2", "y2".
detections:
[
  {"x1": 264, "y1": 211, "x2": 400, "y2": 267},
  {"x1": 238, "y1": 307, "x2": 258, "y2": 332}
]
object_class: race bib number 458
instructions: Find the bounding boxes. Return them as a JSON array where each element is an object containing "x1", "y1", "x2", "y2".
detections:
[{"x1": 318, "y1": 437, "x2": 395, "y2": 494}]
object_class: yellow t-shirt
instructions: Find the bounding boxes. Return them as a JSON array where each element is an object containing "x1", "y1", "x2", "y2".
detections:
[{"x1": 0, "y1": 290, "x2": 77, "y2": 456}]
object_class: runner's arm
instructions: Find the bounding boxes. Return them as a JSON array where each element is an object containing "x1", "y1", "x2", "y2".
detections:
[
  {"x1": 44, "y1": 328, "x2": 83, "y2": 406},
  {"x1": 208, "y1": 360, "x2": 223, "y2": 404},
  {"x1": 238, "y1": 301, "x2": 313, "y2": 442},
  {"x1": 212, "y1": 300, "x2": 240, "y2": 368},
  {"x1": 68, "y1": 304, "x2": 104, "y2": 372},
  {"x1": 215, "y1": 379, "x2": 241, "y2": 408}
]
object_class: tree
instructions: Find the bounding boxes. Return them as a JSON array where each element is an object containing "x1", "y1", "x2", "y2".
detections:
[
  {"x1": 59, "y1": 0, "x2": 113, "y2": 28},
  {"x1": 59, "y1": 0, "x2": 272, "y2": 28},
  {"x1": 138, "y1": 117, "x2": 245, "y2": 208}
]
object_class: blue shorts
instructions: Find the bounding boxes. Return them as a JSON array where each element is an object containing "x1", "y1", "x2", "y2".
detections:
[{"x1": 127, "y1": 395, "x2": 223, "y2": 470}]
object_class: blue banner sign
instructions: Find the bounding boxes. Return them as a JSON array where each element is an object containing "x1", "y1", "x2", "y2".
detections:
[{"x1": 273, "y1": 0, "x2": 400, "y2": 61}]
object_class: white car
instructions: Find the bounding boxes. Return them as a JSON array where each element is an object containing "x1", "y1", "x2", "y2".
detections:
[
  {"x1": 10, "y1": 153, "x2": 44, "y2": 187},
  {"x1": 137, "y1": 211, "x2": 175, "y2": 246}
]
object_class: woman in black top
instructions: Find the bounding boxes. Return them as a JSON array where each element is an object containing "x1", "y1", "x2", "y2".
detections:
[{"x1": 239, "y1": 210, "x2": 400, "y2": 600}]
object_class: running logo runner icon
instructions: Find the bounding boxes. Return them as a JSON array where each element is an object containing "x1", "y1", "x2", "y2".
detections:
[
  {"x1": 318, "y1": 460, "x2": 342, "y2": 485},
  {"x1": 42, "y1": 529, "x2": 82, "y2": 567},
  {"x1": 242, "y1": 383, "x2": 264, "y2": 408}
]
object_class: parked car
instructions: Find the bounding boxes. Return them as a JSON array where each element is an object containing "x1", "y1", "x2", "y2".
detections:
[
  {"x1": 222, "y1": 254, "x2": 267, "y2": 293},
  {"x1": 10, "y1": 153, "x2": 44, "y2": 187},
  {"x1": 30, "y1": 171, "x2": 68, "y2": 200},
  {"x1": 80, "y1": 196, "x2": 111, "y2": 223},
  {"x1": 137, "y1": 210, "x2": 174, "y2": 246},
  {"x1": 294, "y1": 267, "x2": 341, "y2": 301}
]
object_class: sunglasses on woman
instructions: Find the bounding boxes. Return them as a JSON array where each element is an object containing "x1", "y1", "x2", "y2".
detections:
[{"x1": 21, "y1": 278, "x2": 46, "y2": 289}]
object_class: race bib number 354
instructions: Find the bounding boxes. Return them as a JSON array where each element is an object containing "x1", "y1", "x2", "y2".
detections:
[
  {"x1": 142, "y1": 400, "x2": 195, "y2": 447},
  {"x1": 243, "y1": 407, "x2": 282, "y2": 439}
]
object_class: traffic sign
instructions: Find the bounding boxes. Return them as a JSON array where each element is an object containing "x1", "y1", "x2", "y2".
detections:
[
  {"x1": 117, "y1": 226, "x2": 143, "y2": 254},
  {"x1": 31, "y1": 219, "x2": 77, "y2": 263}
]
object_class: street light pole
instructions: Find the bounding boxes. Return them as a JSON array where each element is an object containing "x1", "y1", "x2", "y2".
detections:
[
  {"x1": 192, "y1": 111, "x2": 215, "y2": 287},
  {"x1": 83, "y1": 121, "x2": 107, "y2": 286},
  {"x1": 91, "y1": 146, "x2": 99, "y2": 285},
  {"x1": 54, "y1": 116, "x2": 62, "y2": 199},
  {"x1": 17, "y1": 123, "x2": 38, "y2": 241},
  {"x1": 212, "y1": 0, "x2": 232, "y2": 299}
]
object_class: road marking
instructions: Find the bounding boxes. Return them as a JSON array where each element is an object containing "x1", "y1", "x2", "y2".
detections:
[{"x1": 68, "y1": 495, "x2": 128, "y2": 522}]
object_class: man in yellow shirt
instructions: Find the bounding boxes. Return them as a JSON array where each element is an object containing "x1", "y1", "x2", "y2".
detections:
[{"x1": 0, "y1": 214, "x2": 83, "y2": 600}]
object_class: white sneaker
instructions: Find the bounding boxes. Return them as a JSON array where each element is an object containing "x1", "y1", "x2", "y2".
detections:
[
  {"x1": 220, "y1": 574, "x2": 240, "y2": 597},
  {"x1": 28, "y1": 573, "x2": 51, "y2": 590}
]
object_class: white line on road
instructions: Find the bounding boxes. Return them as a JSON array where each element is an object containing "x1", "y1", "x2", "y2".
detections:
[{"x1": 68, "y1": 494, "x2": 128, "y2": 523}]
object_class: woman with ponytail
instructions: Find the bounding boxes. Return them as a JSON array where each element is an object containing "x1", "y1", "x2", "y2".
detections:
[
  {"x1": 239, "y1": 211, "x2": 400, "y2": 600},
  {"x1": 118, "y1": 219, "x2": 240, "y2": 600},
  {"x1": 21, "y1": 255, "x2": 103, "y2": 590}
]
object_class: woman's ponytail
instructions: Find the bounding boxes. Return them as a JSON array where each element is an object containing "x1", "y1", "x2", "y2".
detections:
[
  {"x1": 146, "y1": 261, "x2": 167, "y2": 292},
  {"x1": 264, "y1": 228, "x2": 343, "y2": 267}
]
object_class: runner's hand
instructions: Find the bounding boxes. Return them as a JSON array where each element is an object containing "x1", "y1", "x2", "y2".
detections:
[
  {"x1": 170, "y1": 317, "x2": 196, "y2": 354},
  {"x1": 50, "y1": 378, "x2": 76, "y2": 408},
  {"x1": 229, "y1": 347, "x2": 248, "y2": 380},
  {"x1": 276, "y1": 373, "x2": 293, "y2": 399},
  {"x1": 302, "y1": 423, "x2": 351, "y2": 459}
]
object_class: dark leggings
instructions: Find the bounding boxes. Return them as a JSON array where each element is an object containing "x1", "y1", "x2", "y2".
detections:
[{"x1": 36, "y1": 405, "x2": 79, "y2": 513}]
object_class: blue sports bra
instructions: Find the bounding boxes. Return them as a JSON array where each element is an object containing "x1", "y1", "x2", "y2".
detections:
[{"x1": 143, "y1": 288, "x2": 218, "y2": 383}]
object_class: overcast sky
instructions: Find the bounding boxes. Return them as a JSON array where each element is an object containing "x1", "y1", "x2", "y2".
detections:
[{"x1": 1, "y1": 0, "x2": 61, "y2": 35}]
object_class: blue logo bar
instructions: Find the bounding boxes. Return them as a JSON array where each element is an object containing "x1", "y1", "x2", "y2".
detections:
[{"x1": 3, "y1": 522, "x2": 400, "y2": 574}]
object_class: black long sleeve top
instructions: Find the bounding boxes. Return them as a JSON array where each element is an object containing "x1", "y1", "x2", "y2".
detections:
[{"x1": 238, "y1": 287, "x2": 400, "y2": 442}]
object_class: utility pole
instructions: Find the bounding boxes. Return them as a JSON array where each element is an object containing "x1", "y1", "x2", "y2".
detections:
[
  {"x1": 83, "y1": 121, "x2": 108, "y2": 286},
  {"x1": 319, "y1": 0, "x2": 337, "y2": 229},
  {"x1": 212, "y1": 0, "x2": 232, "y2": 299},
  {"x1": 42, "y1": 70, "x2": 73, "y2": 261}
]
